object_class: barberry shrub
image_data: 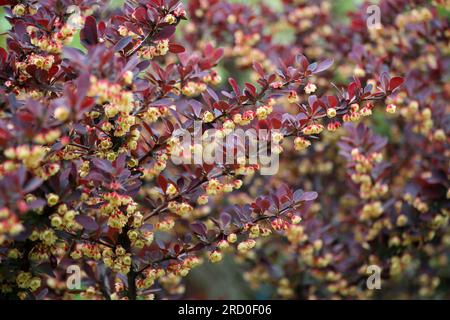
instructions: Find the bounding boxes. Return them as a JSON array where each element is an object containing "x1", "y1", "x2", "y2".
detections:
[{"x1": 2, "y1": 0, "x2": 446, "y2": 301}]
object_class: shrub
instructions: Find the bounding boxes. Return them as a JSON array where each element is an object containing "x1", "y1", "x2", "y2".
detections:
[{"x1": 0, "y1": 0, "x2": 446, "y2": 301}]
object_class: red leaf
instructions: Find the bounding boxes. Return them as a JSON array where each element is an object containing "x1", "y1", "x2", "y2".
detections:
[
  {"x1": 133, "y1": 7, "x2": 148, "y2": 23},
  {"x1": 228, "y1": 78, "x2": 239, "y2": 95},
  {"x1": 168, "y1": 43, "x2": 185, "y2": 53},
  {"x1": 212, "y1": 48, "x2": 224, "y2": 62},
  {"x1": 213, "y1": 100, "x2": 229, "y2": 111},
  {"x1": 244, "y1": 83, "x2": 256, "y2": 97},
  {"x1": 327, "y1": 95, "x2": 338, "y2": 108},
  {"x1": 253, "y1": 61, "x2": 264, "y2": 76},
  {"x1": 80, "y1": 16, "x2": 98, "y2": 46},
  {"x1": 157, "y1": 175, "x2": 168, "y2": 193},
  {"x1": 388, "y1": 77, "x2": 404, "y2": 92},
  {"x1": 154, "y1": 25, "x2": 176, "y2": 40}
]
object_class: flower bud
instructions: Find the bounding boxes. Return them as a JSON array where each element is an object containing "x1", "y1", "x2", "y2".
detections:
[
  {"x1": 209, "y1": 250, "x2": 223, "y2": 263},
  {"x1": 327, "y1": 108, "x2": 336, "y2": 118},
  {"x1": 304, "y1": 83, "x2": 317, "y2": 94},
  {"x1": 294, "y1": 137, "x2": 311, "y2": 151},
  {"x1": 197, "y1": 195, "x2": 209, "y2": 205},
  {"x1": 202, "y1": 111, "x2": 214, "y2": 123},
  {"x1": 217, "y1": 240, "x2": 229, "y2": 250},
  {"x1": 166, "y1": 183, "x2": 178, "y2": 196},
  {"x1": 227, "y1": 233, "x2": 237, "y2": 243},
  {"x1": 386, "y1": 104, "x2": 397, "y2": 114},
  {"x1": 287, "y1": 91, "x2": 299, "y2": 103},
  {"x1": 46, "y1": 193, "x2": 59, "y2": 207},
  {"x1": 54, "y1": 106, "x2": 70, "y2": 121}
]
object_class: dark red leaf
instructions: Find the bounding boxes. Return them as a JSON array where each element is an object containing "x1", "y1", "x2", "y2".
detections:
[
  {"x1": 388, "y1": 77, "x2": 404, "y2": 91},
  {"x1": 168, "y1": 43, "x2": 185, "y2": 53},
  {"x1": 80, "y1": 16, "x2": 98, "y2": 46}
]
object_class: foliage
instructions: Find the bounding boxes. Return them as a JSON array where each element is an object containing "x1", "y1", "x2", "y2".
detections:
[{"x1": 0, "y1": 0, "x2": 447, "y2": 301}]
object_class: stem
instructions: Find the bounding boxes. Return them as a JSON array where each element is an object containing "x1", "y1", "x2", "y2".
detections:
[
  {"x1": 117, "y1": 226, "x2": 137, "y2": 300},
  {"x1": 127, "y1": 270, "x2": 137, "y2": 300}
]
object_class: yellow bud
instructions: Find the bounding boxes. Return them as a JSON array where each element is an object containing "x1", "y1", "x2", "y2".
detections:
[
  {"x1": 208, "y1": 250, "x2": 223, "y2": 263},
  {"x1": 54, "y1": 106, "x2": 70, "y2": 121},
  {"x1": 327, "y1": 108, "x2": 337, "y2": 118},
  {"x1": 227, "y1": 233, "x2": 237, "y2": 243},
  {"x1": 46, "y1": 193, "x2": 59, "y2": 207}
]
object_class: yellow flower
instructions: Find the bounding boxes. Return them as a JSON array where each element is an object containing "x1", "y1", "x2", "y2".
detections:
[
  {"x1": 46, "y1": 193, "x2": 59, "y2": 206},
  {"x1": 29, "y1": 277, "x2": 41, "y2": 292},
  {"x1": 386, "y1": 104, "x2": 397, "y2": 114},
  {"x1": 166, "y1": 183, "x2": 178, "y2": 196},
  {"x1": 327, "y1": 108, "x2": 337, "y2": 118},
  {"x1": 197, "y1": 195, "x2": 209, "y2": 205},
  {"x1": 164, "y1": 14, "x2": 177, "y2": 24},
  {"x1": 12, "y1": 4, "x2": 26, "y2": 16},
  {"x1": 202, "y1": 111, "x2": 214, "y2": 123},
  {"x1": 54, "y1": 106, "x2": 70, "y2": 121},
  {"x1": 208, "y1": 250, "x2": 223, "y2": 263},
  {"x1": 304, "y1": 83, "x2": 317, "y2": 94},
  {"x1": 227, "y1": 233, "x2": 237, "y2": 243}
]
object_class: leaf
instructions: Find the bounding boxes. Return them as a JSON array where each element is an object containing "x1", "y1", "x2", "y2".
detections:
[
  {"x1": 327, "y1": 95, "x2": 338, "y2": 108},
  {"x1": 23, "y1": 177, "x2": 43, "y2": 193},
  {"x1": 26, "y1": 199, "x2": 46, "y2": 210},
  {"x1": 314, "y1": 58, "x2": 334, "y2": 73},
  {"x1": 307, "y1": 62, "x2": 318, "y2": 72},
  {"x1": 213, "y1": 100, "x2": 229, "y2": 111},
  {"x1": 36, "y1": 288, "x2": 49, "y2": 300},
  {"x1": 114, "y1": 36, "x2": 133, "y2": 52},
  {"x1": 190, "y1": 222, "x2": 207, "y2": 236},
  {"x1": 154, "y1": 25, "x2": 176, "y2": 40},
  {"x1": 244, "y1": 83, "x2": 257, "y2": 97},
  {"x1": 347, "y1": 82, "x2": 358, "y2": 100},
  {"x1": 296, "y1": 54, "x2": 309, "y2": 71},
  {"x1": 63, "y1": 47, "x2": 85, "y2": 62},
  {"x1": 212, "y1": 48, "x2": 224, "y2": 62},
  {"x1": 133, "y1": 7, "x2": 148, "y2": 23},
  {"x1": 75, "y1": 215, "x2": 99, "y2": 231},
  {"x1": 168, "y1": 43, "x2": 185, "y2": 53},
  {"x1": 34, "y1": 263, "x2": 55, "y2": 277},
  {"x1": 80, "y1": 16, "x2": 98, "y2": 46},
  {"x1": 157, "y1": 175, "x2": 168, "y2": 193},
  {"x1": 252, "y1": 61, "x2": 264, "y2": 76},
  {"x1": 220, "y1": 212, "x2": 231, "y2": 228},
  {"x1": 76, "y1": 73, "x2": 91, "y2": 103},
  {"x1": 91, "y1": 158, "x2": 113, "y2": 173},
  {"x1": 299, "y1": 191, "x2": 318, "y2": 202},
  {"x1": 380, "y1": 72, "x2": 390, "y2": 91},
  {"x1": 228, "y1": 78, "x2": 240, "y2": 95},
  {"x1": 388, "y1": 77, "x2": 404, "y2": 92}
]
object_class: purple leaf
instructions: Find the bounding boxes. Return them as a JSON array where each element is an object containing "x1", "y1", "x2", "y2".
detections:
[
  {"x1": 75, "y1": 215, "x2": 99, "y2": 231},
  {"x1": 314, "y1": 58, "x2": 334, "y2": 73}
]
